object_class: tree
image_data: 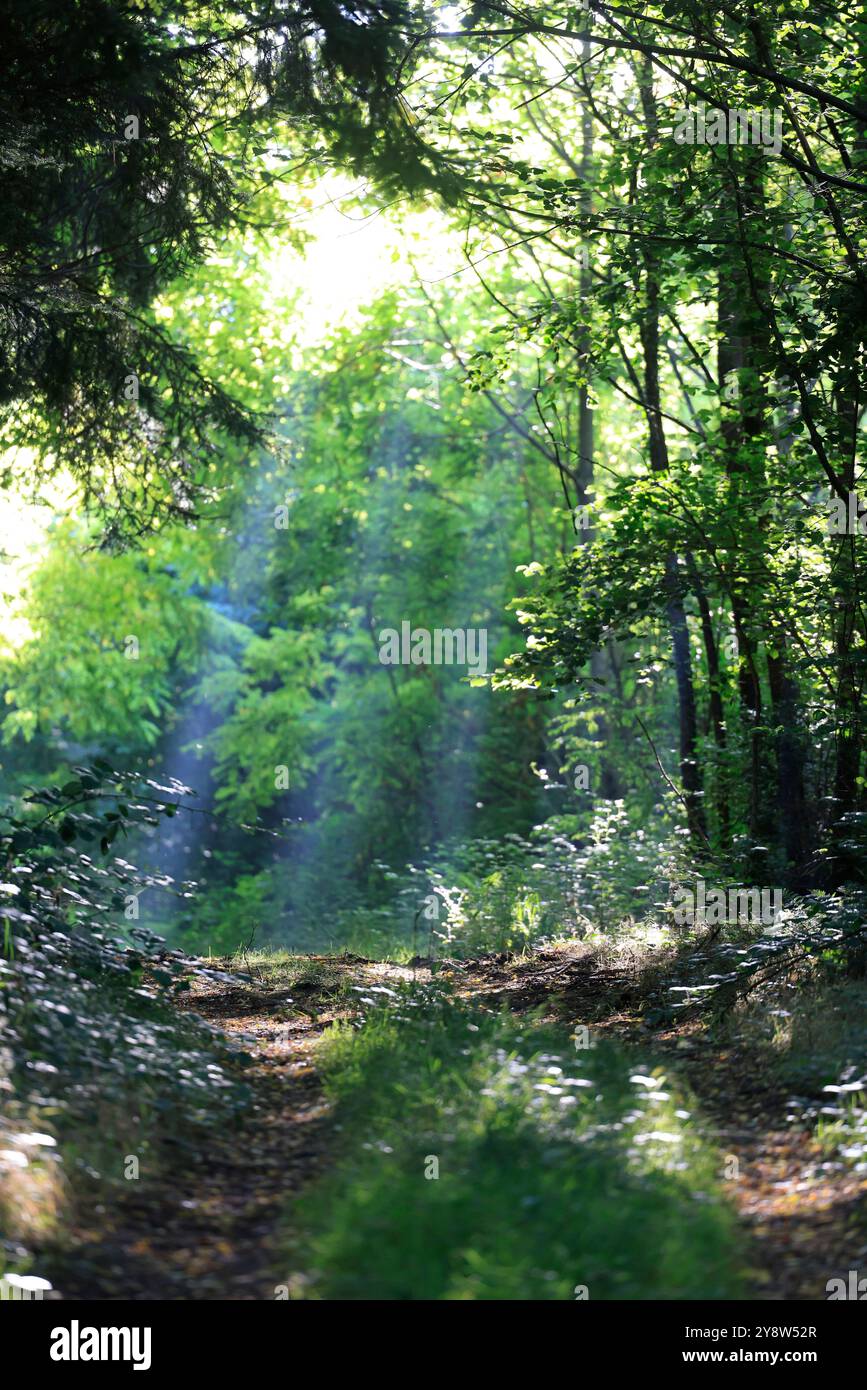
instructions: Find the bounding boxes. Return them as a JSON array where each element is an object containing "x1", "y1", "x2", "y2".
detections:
[{"x1": 0, "y1": 0, "x2": 449, "y2": 541}]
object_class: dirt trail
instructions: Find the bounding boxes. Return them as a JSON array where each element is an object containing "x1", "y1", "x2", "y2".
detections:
[
  {"x1": 450, "y1": 948, "x2": 867, "y2": 1301},
  {"x1": 52, "y1": 960, "x2": 419, "y2": 1300},
  {"x1": 51, "y1": 1000, "x2": 328, "y2": 1299},
  {"x1": 49, "y1": 949, "x2": 867, "y2": 1299}
]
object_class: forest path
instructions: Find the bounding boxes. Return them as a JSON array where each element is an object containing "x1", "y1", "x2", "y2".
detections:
[
  {"x1": 148, "y1": 958, "x2": 423, "y2": 1299},
  {"x1": 51, "y1": 958, "x2": 420, "y2": 1299},
  {"x1": 54, "y1": 949, "x2": 867, "y2": 1299}
]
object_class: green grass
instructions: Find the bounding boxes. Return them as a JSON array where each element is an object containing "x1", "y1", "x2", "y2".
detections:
[
  {"x1": 283, "y1": 982, "x2": 745, "y2": 1300},
  {"x1": 234, "y1": 950, "x2": 356, "y2": 996}
]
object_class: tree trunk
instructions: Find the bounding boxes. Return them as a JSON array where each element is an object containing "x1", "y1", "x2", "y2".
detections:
[{"x1": 638, "y1": 56, "x2": 707, "y2": 845}]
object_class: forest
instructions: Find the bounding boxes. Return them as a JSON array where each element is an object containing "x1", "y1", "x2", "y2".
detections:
[{"x1": 2, "y1": 0, "x2": 867, "y2": 1328}]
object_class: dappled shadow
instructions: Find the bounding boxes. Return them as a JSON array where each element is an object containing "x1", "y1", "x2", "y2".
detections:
[
  {"x1": 452, "y1": 947, "x2": 867, "y2": 1301},
  {"x1": 46, "y1": 982, "x2": 336, "y2": 1300}
]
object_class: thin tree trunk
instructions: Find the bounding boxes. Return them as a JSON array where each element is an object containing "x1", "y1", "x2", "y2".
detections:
[
  {"x1": 829, "y1": 381, "x2": 863, "y2": 881},
  {"x1": 578, "y1": 42, "x2": 619, "y2": 801},
  {"x1": 686, "y1": 553, "x2": 730, "y2": 843},
  {"x1": 637, "y1": 56, "x2": 707, "y2": 845},
  {"x1": 716, "y1": 130, "x2": 781, "y2": 874},
  {"x1": 766, "y1": 640, "x2": 807, "y2": 879}
]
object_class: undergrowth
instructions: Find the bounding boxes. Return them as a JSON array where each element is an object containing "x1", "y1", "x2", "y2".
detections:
[{"x1": 0, "y1": 767, "x2": 253, "y2": 1292}]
